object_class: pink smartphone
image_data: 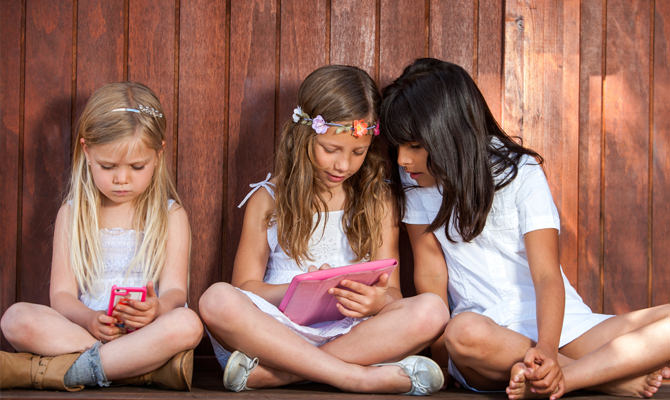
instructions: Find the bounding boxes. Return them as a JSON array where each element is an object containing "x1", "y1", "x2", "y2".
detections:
[
  {"x1": 107, "y1": 285, "x2": 146, "y2": 316},
  {"x1": 278, "y1": 258, "x2": 398, "y2": 326}
]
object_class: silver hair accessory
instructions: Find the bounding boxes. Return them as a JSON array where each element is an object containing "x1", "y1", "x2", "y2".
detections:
[{"x1": 111, "y1": 104, "x2": 163, "y2": 118}]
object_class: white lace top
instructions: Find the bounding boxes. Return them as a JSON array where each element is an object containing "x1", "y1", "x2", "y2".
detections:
[
  {"x1": 238, "y1": 174, "x2": 360, "y2": 285},
  {"x1": 78, "y1": 200, "x2": 174, "y2": 311}
]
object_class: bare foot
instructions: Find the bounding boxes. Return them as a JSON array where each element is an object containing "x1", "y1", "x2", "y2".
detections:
[
  {"x1": 506, "y1": 362, "x2": 545, "y2": 400},
  {"x1": 662, "y1": 365, "x2": 670, "y2": 380},
  {"x1": 594, "y1": 370, "x2": 663, "y2": 398}
]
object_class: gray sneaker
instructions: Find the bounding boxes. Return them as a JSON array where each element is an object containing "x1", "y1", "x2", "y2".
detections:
[
  {"x1": 373, "y1": 355, "x2": 444, "y2": 395},
  {"x1": 222, "y1": 350, "x2": 259, "y2": 392}
]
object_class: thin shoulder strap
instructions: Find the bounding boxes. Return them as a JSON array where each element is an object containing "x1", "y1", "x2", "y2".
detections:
[{"x1": 237, "y1": 173, "x2": 275, "y2": 208}]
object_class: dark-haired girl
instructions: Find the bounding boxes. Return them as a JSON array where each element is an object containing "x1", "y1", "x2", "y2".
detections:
[{"x1": 381, "y1": 58, "x2": 670, "y2": 399}]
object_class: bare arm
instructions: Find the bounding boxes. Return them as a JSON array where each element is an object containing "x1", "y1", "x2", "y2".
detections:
[
  {"x1": 330, "y1": 193, "x2": 402, "y2": 316},
  {"x1": 523, "y1": 227, "x2": 565, "y2": 395},
  {"x1": 110, "y1": 204, "x2": 192, "y2": 330},
  {"x1": 231, "y1": 188, "x2": 287, "y2": 306},
  {"x1": 406, "y1": 223, "x2": 450, "y2": 367},
  {"x1": 50, "y1": 204, "x2": 123, "y2": 341}
]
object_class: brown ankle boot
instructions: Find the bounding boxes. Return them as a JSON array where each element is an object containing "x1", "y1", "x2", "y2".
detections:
[
  {"x1": 0, "y1": 350, "x2": 84, "y2": 391},
  {"x1": 115, "y1": 349, "x2": 193, "y2": 391}
]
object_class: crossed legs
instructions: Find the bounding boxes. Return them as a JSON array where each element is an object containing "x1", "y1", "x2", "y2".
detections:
[
  {"x1": 1, "y1": 302, "x2": 203, "y2": 380},
  {"x1": 445, "y1": 304, "x2": 670, "y2": 398},
  {"x1": 198, "y1": 282, "x2": 448, "y2": 393}
]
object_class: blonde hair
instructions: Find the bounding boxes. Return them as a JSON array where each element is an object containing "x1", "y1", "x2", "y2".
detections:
[
  {"x1": 66, "y1": 82, "x2": 181, "y2": 294},
  {"x1": 272, "y1": 65, "x2": 388, "y2": 264}
]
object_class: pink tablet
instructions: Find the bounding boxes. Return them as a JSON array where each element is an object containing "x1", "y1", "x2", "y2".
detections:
[{"x1": 278, "y1": 258, "x2": 398, "y2": 326}]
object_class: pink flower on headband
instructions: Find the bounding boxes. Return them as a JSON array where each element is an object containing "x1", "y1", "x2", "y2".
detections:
[
  {"x1": 373, "y1": 122, "x2": 380, "y2": 136},
  {"x1": 353, "y1": 120, "x2": 368, "y2": 138},
  {"x1": 312, "y1": 115, "x2": 328, "y2": 134}
]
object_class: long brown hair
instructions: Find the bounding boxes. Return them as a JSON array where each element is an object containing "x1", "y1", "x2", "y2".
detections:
[{"x1": 272, "y1": 65, "x2": 388, "y2": 264}]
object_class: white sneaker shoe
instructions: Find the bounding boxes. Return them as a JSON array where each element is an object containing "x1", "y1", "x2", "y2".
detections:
[
  {"x1": 222, "y1": 350, "x2": 259, "y2": 392},
  {"x1": 373, "y1": 355, "x2": 444, "y2": 395}
]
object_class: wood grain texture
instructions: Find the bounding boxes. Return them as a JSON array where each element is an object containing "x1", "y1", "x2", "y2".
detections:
[
  {"x1": 379, "y1": 0, "x2": 425, "y2": 295},
  {"x1": 278, "y1": 0, "x2": 328, "y2": 137},
  {"x1": 127, "y1": 0, "x2": 176, "y2": 171},
  {"x1": 652, "y1": 0, "x2": 670, "y2": 306},
  {"x1": 378, "y1": 0, "x2": 425, "y2": 88},
  {"x1": 178, "y1": 0, "x2": 227, "y2": 307},
  {"x1": 226, "y1": 0, "x2": 277, "y2": 283},
  {"x1": 429, "y1": 0, "x2": 474, "y2": 73},
  {"x1": 503, "y1": 0, "x2": 580, "y2": 285},
  {"x1": 477, "y1": 0, "x2": 504, "y2": 122},
  {"x1": 21, "y1": 1, "x2": 73, "y2": 305},
  {"x1": 578, "y1": 0, "x2": 604, "y2": 312},
  {"x1": 0, "y1": 0, "x2": 22, "y2": 351},
  {"x1": 330, "y1": 0, "x2": 376, "y2": 76},
  {"x1": 75, "y1": 0, "x2": 125, "y2": 119},
  {"x1": 603, "y1": 0, "x2": 650, "y2": 314}
]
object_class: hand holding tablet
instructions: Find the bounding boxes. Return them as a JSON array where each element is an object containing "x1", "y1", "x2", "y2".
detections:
[{"x1": 278, "y1": 258, "x2": 398, "y2": 325}]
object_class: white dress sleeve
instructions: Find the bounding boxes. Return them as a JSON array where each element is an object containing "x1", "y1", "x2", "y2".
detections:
[{"x1": 515, "y1": 157, "x2": 560, "y2": 235}]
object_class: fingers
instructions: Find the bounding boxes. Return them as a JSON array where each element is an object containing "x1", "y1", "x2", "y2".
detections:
[
  {"x1": 374, "y1": 273, "x2": 390, "y2": 288},
  {"x1": 335, "y1": 302, "x2": 365, "y2": 318}
]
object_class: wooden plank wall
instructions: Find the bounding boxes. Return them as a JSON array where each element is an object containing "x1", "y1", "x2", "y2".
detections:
[{"x1": 1, "y1": 0, "x2": 668, "y2": 352}]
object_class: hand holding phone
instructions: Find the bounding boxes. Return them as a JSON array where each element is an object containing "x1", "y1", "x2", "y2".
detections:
[
  {"x1": 88, "y1": 310, "x2": 125, "y2": 342},
  {"x1": 110, "y1": 281, "x2": 160, "y2": 330}
]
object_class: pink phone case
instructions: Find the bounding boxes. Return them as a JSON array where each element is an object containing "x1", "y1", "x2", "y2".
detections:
[
  {"x1": 278, "y1": 258, "x2": 397, "y2": 326},
  {"x1": 107, "y1": 285, "x2": 147, "y2": 316}
]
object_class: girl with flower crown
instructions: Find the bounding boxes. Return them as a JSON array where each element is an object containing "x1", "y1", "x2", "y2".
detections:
[
  {"x1": 0, "y1": 82, "x2": 203, "y2": 391},
  {"x1": 199, "y1": 65, "x2": 448, "y2": 395}
]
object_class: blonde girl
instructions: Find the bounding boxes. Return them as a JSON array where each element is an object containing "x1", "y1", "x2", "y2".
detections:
[
  {"x1": 0, "y1": 82, "x2": 202, "y2": 391},
  {"x1": 199, "y1": 65, "x2": 448, "y2": 395}
]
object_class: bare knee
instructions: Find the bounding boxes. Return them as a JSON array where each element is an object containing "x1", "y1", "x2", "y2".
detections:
[
  {"x1": 1, "y1": 303, "x2": 41, "y2": 347},
  {"x1": 160, "y1": 307, "x2": 204, "y2": 350},
  {"x1": 198, "y1": 282, "x2": 248, "y2": 329},
  {"x1": 444, "y1": 312, "x2": 496, "y2": 360},
  {"x1": 404, "y1": 293, "x2": 449, "y2": 340}
]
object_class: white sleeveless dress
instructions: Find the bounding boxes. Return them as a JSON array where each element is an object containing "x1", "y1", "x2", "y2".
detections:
[
  {"x1": 209, "y1": 174, "x2": 367, "y2": 369},
  {"x1": 78, "y1": 200, "x2": 174, "y2": 310}
]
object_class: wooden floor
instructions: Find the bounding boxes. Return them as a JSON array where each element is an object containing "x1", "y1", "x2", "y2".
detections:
[{"x1": 1, "y1": 357, "x2": 669, "y2": 400}]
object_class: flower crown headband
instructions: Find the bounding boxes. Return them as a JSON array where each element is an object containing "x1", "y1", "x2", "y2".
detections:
[
  {"x1": 111, "y1": 104, "x2": 164, "y2": 118},
  {"x1": 292, "y1": 106, "x2": 379, "y2": 137}
]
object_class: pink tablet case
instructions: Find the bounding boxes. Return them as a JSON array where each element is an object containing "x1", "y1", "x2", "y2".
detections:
[{"x1": 278, "y1": 258, "x2": 398, "y2": 326}]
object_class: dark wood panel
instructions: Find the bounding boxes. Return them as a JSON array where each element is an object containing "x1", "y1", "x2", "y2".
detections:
[
  {"x1": 225, "y1": 0, "x2": 278, "y2": 284},
  {"x1": 603, "y1": 0, "x2": 650, "y2": 314},
  {"x1": 75, "y1": 0, "x2": 125, "y2": 118},
  {"x1": 379, "y1": 0, "x2": 425, "y2": 296},
  {"x1": 378, "y1": 0, "x2": 425, "y2": 88},
  {"x1": 652, "y1": 0, "x2": 670, "y2": 306},
  {"x1": 503, "y1": 0, "x2": 580, "y2": 284},
  {"x1": 21, "y1": 1, "x2": 73, "y2": 305},
  {"x1": 178, "y1": 0, "x2": 227, "y2": 307},
  {"x1": 429, "y1": 0, "x2": 474, "y2": 73},
  {"x1": 578, "y1": 0, "x2": 604, "y2": 312},
  {"x1": 476, "y1": 0, "x2": 503, "y2": 122},
  {"x1": 278, "y1": 0, "x2": 328, "y2": 142},
  {"x1": 0, "y1": 0, "x2": 22, "y2": 351},
  {"x1": 330, "y1": 0, "x2": 376, "y2": 77},
  {"x1": 127, "y1": 0, "x2": 175, "y2": 171}
]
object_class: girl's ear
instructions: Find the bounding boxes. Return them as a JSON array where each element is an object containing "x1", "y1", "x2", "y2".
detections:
[{"x1": 80, "y1": 138, "x2": 91, "y2": 165}]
